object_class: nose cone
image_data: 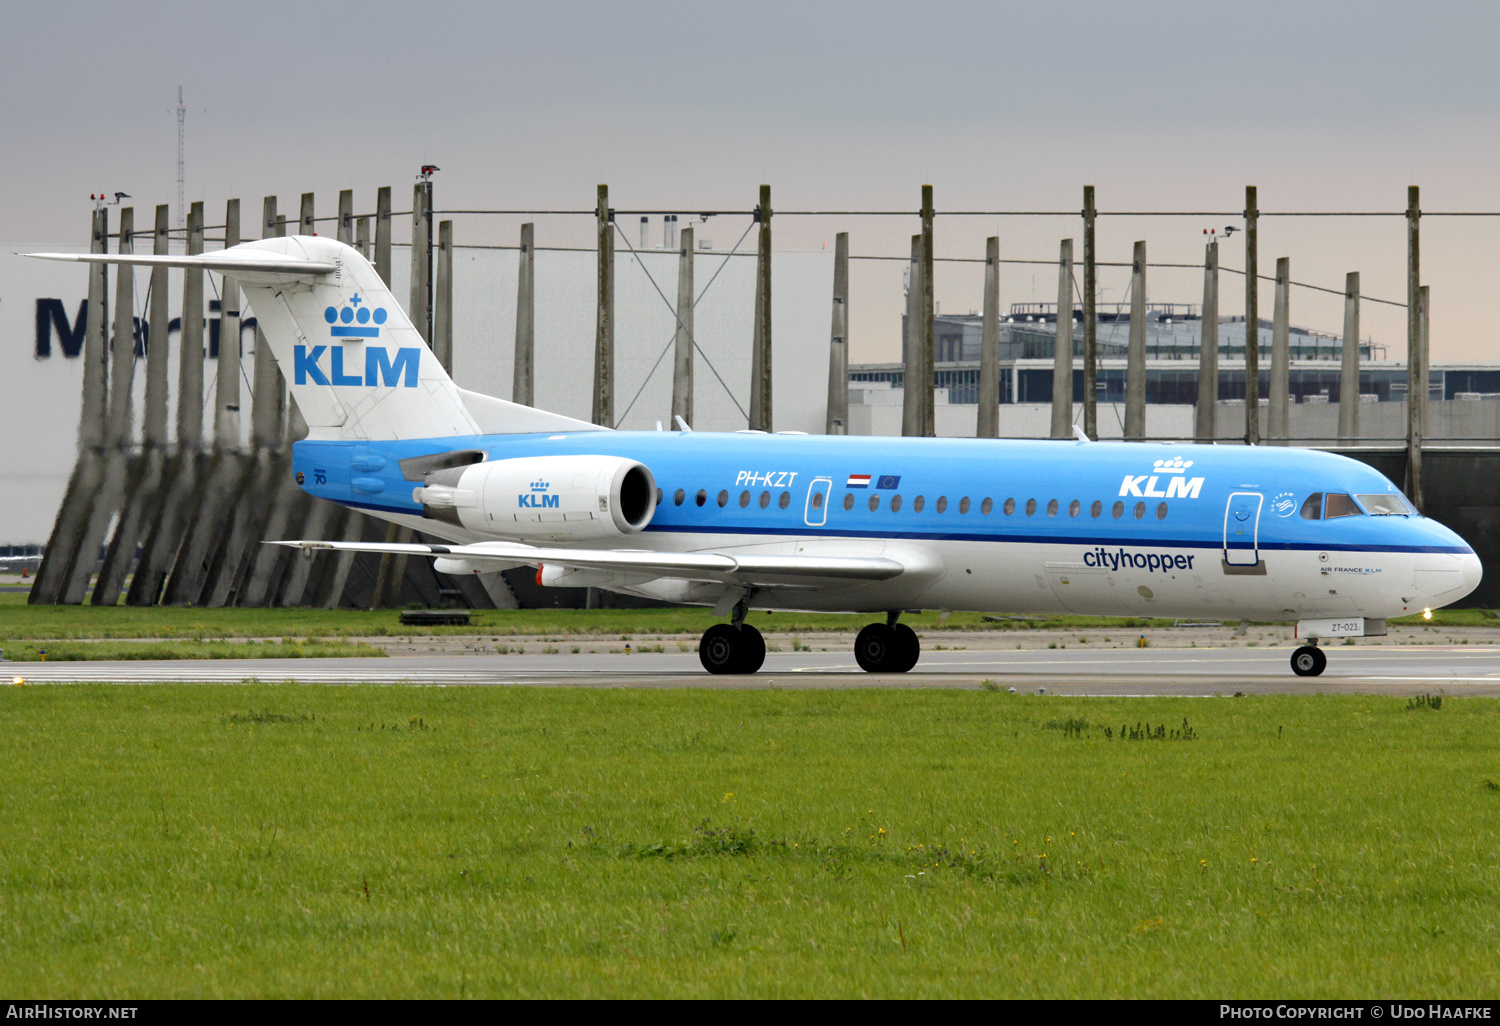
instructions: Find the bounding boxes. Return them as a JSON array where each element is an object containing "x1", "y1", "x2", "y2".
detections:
[
  {"x1": 1411, "y1": 519, "x2": 1482, "y2": 608},
  {"x1": 1462, "y1": 551, "x2": 1483, "y2": 597}
]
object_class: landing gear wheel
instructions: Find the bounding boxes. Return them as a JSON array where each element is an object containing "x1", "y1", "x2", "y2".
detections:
[
  {"x1": 890, "y1": 623, "x2": 920, "y2": 673},
  {"x1": 699, "y1": 623, "x2": 765, "y2": 675},
  {"x1": 855, "y1": 623, "x2": 906, "y2": 673},
  {"x1": 1290, "y1": 645, "x2": 1327, "y2": 677}
]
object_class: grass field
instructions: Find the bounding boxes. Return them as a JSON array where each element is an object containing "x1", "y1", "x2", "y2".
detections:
[
  {"x1": 1, "y1": 684, "x2": 1497, "y2": 998},
  {"x1": 0, "y1": 639, "x2": 385, "y2": 661}
]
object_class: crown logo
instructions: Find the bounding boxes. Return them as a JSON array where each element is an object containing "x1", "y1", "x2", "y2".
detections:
[
  {"x1": 529, "y1": 480, "x2": 550, "y2": 491},
  {"x1": 324, "y1": 292, "x2": 388, "y2": 338},
  {"x1": 1152, "y1": 457, "x2": 1194, "y2": 474}
]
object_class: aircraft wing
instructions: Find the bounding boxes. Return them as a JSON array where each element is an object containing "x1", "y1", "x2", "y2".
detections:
[{"x1": 269, "y1": 539, "x2": 906, "y2": 588}]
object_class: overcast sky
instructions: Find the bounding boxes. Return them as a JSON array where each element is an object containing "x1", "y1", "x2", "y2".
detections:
[{"x1": 4, "y1": 0, "x2": 1500, "y2": 361}]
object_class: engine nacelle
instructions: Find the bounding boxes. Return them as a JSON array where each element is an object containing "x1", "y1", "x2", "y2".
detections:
[{"x1": 413, "y1": 455, "x2": 656, "y2": 542}]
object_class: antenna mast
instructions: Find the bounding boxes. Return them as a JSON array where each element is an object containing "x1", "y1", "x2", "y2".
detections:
[{"x1": 176, "y1": 86, "x2": 185, "y2": 232}]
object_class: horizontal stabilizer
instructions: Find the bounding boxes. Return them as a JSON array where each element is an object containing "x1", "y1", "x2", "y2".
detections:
[
  {"x1": 26, "y1": 247, "x2": 336, "y2": 283},
  {"x1": 269, "y1": 539, "x2": 906, "y2": 588}
]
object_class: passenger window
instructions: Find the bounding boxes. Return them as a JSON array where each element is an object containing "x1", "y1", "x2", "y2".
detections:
[
  {"x1": 811, "y1": 491, "x2": 824, "y2": 509},
  {"x1": 696, "y1": 489, "x2": 707, "y2": 507},
  {"x1": 981, "y1": 497, "x2": 993, "y2": 515},
  {"x1": 913, "y1": 496, "x2": 926, "y2": 512},
  {"x1": 1156, "y1": 502, "x2": 1168, "y2": 520},
  {"x1": 778, "y1": 491, "x2": 791, "y2": 510},
  {"x1": 740, "y1": 490, "x2": 751, "y2": 508},
  {"x1": 936, "y1": 496, "x2": 949, "y2": 513},
  {"x1": 1090, "y1": 500, "x2": 1102, "y2": 518},
  {"x1": 1068, "y1": 499, "x2": 1081, "y2": 517},
  {"x1": 1300, "y1": 493, "x2": 1323, "y2": 520},
  {"x1": 1046, "y1": 499, "x2": 1059, "y2": 516},
  {"x1": 1112, "y1": 501, "x2": 1125, "y2": 519},
  {"x1": 1025, "y1": 499, "x2": 1037, "y2": 516},
  {"x1": 656, "y1": 488, "x2": 663, "y2": 505},
  {"x1": 959, "y1": 497, "x2": 971, "y2": 514},
  {"x1": 673, "y1": 488, "x2": 685, "y2": 506},
  {"x1": 760, "y1": 491, "x2": 771, "y2": 509},
  {"x1": 717, "y1": 490, "x2": 729, "y2": 507},
  {"x1": 1004, "y1": 498, "x2": 1016, "y2": 516},
  {"x1": 843, "y1": 493, "x2": 854, "y2": 511},
  {"x1": 1134, "y1": 502, "x2": 1146, "y2": 519},
  {"x1": 868, "y1": 494, "x2": 880, "y2": 511},
  {"x1": 891, "y1": 495, "x2": 903, "y2": 512},
  {"x1": 1325, "y1": 493, "x2": 1362, "y2": 518}
]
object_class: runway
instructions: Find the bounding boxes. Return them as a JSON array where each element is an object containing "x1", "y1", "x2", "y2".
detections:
[{"x1": 9, "y1": 644, "x2": 1500, "y2": 695}]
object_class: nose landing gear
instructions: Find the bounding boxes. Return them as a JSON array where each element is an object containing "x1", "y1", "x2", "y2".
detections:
[{"x1": 1291, "y1": 644, "x2": 1327, "y2": 677}]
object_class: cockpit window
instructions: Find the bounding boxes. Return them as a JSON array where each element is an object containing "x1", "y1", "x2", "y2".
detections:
[
  {"x1": 1324, "y1": 493, "x2": 1362, "y2": 519},
  {"x1": 1300, "y1": 493, "x2": 1323, "y2": 520},
  {"x1": 1356, "y1": 493, "x2": 1413, "y2": 516}
]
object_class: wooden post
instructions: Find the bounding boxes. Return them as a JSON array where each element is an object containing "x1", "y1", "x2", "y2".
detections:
[
  {"x1": 81, "y1": 206, "x2": 109, "y2": 450},
  {"x1": 374, "y1": 186, "x2": 392, "y2": 284},
  {"x1": 251, "y1": 198, "x2": 282, "y2": 449},
  {"x1": 355, "y1": 216, "x2": 370, "y2": 258},
  {"x1": 920, "y1": 185, "x2": 935, "y2": 436},
  {"x1": 1050, "y1": 239, "x2": 1074, "y2": 440},
  {"x1": 1338, "y1": 272, "x2": 1361, "y2": 444},
  {"x1": 671, "y1": 225, "x2": 695, "y2": 426},
  {"x1": 178, "y1": 201, "x2": 205, "y2": 450},
  {"x1": 410, "y1": 181, "x2": 431, "y2": 342},
  {"x1": 826, "y1": 231, "x2": 849, "y2": 435},
  {"x1": 299, "y1": 192, "x2": 314, "y2": 236},
  {"x1": 750, "y1": 184, "x2": 773, "y2": 431},
  {"x1": 1124, "y1": 240, "x2": 1147, "y2": 441},
  {"x1": 593, "y1": 184, "x2": 614, "y2": 428},
  {"x1": 433, "y1": 219, "x2": 453, "y2": 375},
  {"x1": 902, "y1": 235, "x2": 923, "y2": 436},
  {"x1": 513, "y1": 222, "x2": 535, "y2": 406},
  {"x1": 337, "y1": 189, "x2": 353, "y2": 244},
  {"x1": 1406, "y1": 186, "x2": 1423, "y2": 508},
  {"x1": 1082, "y1": 185, "x2": 1097, "y2": 440},
  {"x1": 977, "y1": 237, "x2": 1000, "y2": 439},
  {"x1": 1194, "y1": 239, "x2": 1219, "y2": 442},
  {"x1": 215, "y1": 199, "x2": 242, "y2": 449},
  {"x1": 107, "y1": 207, "x2": 136, "y2": 449},
  {"x1": 1269, "y1": 256, "x2": 1291, "y2": 444},
  {"x1": 1244, "y1": 185, "x2": 1260, "y2": 445},
  {"x1": 144, "y1": 205, "x2": 171, "y2": 448}
]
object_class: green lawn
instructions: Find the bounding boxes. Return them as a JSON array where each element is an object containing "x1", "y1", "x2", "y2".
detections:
[
  {"x1": 0, "y1": 639, "x2": 385, "y2": 661},
  {"x1": 1, "y1": 684, "x2": 1497, "y2": 998}
]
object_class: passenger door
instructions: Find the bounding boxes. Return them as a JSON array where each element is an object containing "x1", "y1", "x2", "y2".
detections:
[
  {"x1": 803, "y1": 477, "x2": 832, "y2": 527},
  {"x1": 1223, "y1": 492, "x2": 1263, "y2": 567}
]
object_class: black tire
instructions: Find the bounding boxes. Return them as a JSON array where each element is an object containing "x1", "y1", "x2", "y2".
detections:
[
  {"x1": 737, "y1": 624, "x2": 766, "y2": 674},
  {"x1": 854, "y1": 623, "x2": 896, "y2": 673},
  {"x1": 699, "y1": 623, "x2": 741, "y2": 675},
  {"x1": 1291, "y1": 645, "x2": 1326, "y2": 677},
  {"x1": 889, "y1": 623, "x2": 920, "y2": 673}
]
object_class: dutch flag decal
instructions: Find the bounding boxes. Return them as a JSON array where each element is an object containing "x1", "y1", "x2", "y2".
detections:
[{"x1": 847, "y1": 474, "x2": 871, "y2": 488}]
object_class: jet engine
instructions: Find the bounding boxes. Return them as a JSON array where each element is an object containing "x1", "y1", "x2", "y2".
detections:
[{"x1": 412, "y1": 454, "x2": 656, "y2": 542}]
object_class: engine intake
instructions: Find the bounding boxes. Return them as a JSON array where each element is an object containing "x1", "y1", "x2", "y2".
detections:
[{"x1": 413, "y1": 455, "x2": 656, "y2": 542}]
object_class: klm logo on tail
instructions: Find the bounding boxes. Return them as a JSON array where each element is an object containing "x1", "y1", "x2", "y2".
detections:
[
  {"x1": 294, "y1": 345, "x2": 420, "y2": 387},
  {"x1": 324, "y1": 294, "x2": 387, "y2": 338},
  {"x1": 519, "y1": 479, "x2": 559, "y2": 508}
]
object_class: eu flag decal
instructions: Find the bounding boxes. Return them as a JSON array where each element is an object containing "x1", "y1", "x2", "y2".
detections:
[{"x1": 876, "y1": 475, "x2": 901, "y2": 490}]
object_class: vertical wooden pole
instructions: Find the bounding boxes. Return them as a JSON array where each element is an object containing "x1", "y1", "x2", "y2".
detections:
[
  {"x1": 216, "y1": 199, "x2": 241, "y2": 449},
  {"x1": 1050, "y1": 239, "x2": 1074, "y2": 439},
  {"x1": 81, "y1": 206, "x2": 109, "y2": 450},
  {"x1": 671, "y1": 225, "x2": 695, "y2": 426},
  {"x1": 178, "y1": 201, "x2": 204, "y2": 450},
  {"x1": 977, "y1": 236, "x2": 1000, "y2": 439},
  {"x1": 299, "y1": 193, "x2": 314, "y2": 236},
  {"x1": 593, "y1": 184, "x2": 614, "y2": 428},
  {"x1": 434, "y1": 219, "x2": 453, "y2": 375},
  {"x1": 143, "y1": 205, "x2": 171, "y2": 448},
  {"x1": 337, "y1": 189, "x2": 353, "y2": 244},
  {"x1": 1082, "y1": 185, "x2": 1097, "y2": 440},
  {"x1": 1244, "y1": 185, "x2": 1260, "y2": 444},
  {"x1": 513, "y1": 222, "x2": 535, "y2": 406},
  {"x1": 1338, "y1": 272, "x2": 1361, "y2": 444},
  {"x1": 1194, "y1": 240, "x2": 1219, "y2": 442},
  {"x1": 409, "y1": 181, "x2": 431, "y2": 342},
  {"x1": 826, "y1": 231, "x2": 850, "y2": 435},
  {"x1": 920, "y1": 185, "x2": 935, "y2": 436},
  {"x1": 374, "y1": 186, "x2": 392, "y2": 285},
  {"x1": 1406, "y1": 186, "x2": 1423, "y2": 508},
  {"x1": 902, "y1": 235, "x2": 923, "y2": 437},
  {"x1": 251, "y1": 197, "x2": 281, "y2": 449},
  {"x1": 107, "y1": 207, "x2": 136, "y2": 449},
  {"x1": 750, "y1": 184, "x2": 773, "y2": 431},
  {"x1": 1269, "y1": 256, "x2": 1291, "y2": 444},
  {"x1": 1124, "y1": 240, "x2": 1147, "y2": 441},
  {"x1": 355, "y1": 216, "x2": 370, "y2": 258}
]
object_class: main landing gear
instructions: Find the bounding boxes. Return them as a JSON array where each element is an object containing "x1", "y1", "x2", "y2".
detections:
[
  {"x1": 854, "y1": 612, "x2": 920, "y2": 674},
  {"x1": 698, "y1": 596, "x2": 765, "y2": 675},
  {"x1": 1290, "y1": 642, "x2": 1327, "y2": 677}
]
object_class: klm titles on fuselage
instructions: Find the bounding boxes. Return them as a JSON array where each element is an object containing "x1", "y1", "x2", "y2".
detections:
[{"x1": 1120, "y1": 457, "x2": 1205, "y2": 500}]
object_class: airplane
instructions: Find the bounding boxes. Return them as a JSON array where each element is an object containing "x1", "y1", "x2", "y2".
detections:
[{"x1": 31, "y1": 236, "x2": 1481, "y2": 678}]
